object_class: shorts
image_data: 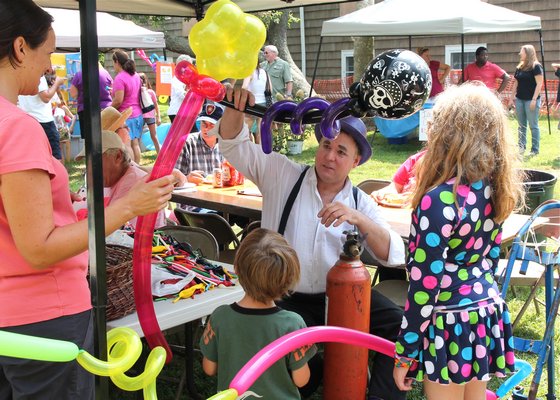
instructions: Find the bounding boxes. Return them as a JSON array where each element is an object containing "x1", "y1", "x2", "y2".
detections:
[
  {"x1": 126, "y1": 115, "x2": 144, "y2": 140},
  {"x1": 144, "y1": 117, "x2": 156, "y2": 126}
]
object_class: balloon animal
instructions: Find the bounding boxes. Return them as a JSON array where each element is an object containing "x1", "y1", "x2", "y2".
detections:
[
  {"x1": 0, "y1": 328, "x2": 165, "y2": 400},
  {"x1": 256, "y1": 49, "x2": 432, "y2": 154}
]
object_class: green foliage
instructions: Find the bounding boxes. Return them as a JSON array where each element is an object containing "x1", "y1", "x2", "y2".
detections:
[{"x1": 257, "y1": 10, "x2": 299, "y2": 28}]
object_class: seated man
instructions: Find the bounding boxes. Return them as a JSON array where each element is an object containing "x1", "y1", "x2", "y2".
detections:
[
  {"x1": 175, "y1": 102, "x2": 224, "y2": 185},
  {"x1": 75, "y1": 130, "x2": 166, "y2": 229}
]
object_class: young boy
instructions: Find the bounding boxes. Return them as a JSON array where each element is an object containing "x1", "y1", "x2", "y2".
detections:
[{"x1": 200, "y1": 228, "x2": 317, "y2": 398}]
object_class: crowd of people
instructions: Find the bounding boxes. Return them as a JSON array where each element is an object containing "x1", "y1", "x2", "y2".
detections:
[{"x1": 2, "y1": 2, "x2": 556, "y2": 400}]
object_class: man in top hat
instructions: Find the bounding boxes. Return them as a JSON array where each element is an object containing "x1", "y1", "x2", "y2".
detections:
[
  {"x1": 212, "y1": 87, "x2": 407, "y2": 400},
  {"x1": 174, "y1": 102, "x2": 225, "y2": 184},
  {"x1": 75, "y1": 130, "x2": 166, "y2": 228}
]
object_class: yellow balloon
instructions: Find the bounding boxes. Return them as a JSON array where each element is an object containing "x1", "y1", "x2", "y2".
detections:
[
  {"x1": 207, "y1": 388, "x2": 238, "y2": 400},
  {"x1": 76, "y1": 327, "x2": 166, "y2": 399},
  {"x1": 189, "y1": 0, "x2": 266, "y2": 81}
]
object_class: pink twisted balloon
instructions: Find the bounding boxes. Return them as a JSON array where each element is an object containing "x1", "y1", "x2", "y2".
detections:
[{"x1": 132, "y1": 61, "x2": 224, "y2": 362}]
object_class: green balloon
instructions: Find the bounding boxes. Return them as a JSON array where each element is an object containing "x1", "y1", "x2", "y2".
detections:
[{"x1": 0, "y1": 331, "x2": 79, "y2": 362}]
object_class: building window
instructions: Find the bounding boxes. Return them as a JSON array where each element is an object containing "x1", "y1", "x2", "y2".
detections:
[
  {"x1": 341, "y1": 50, "x2": 354, "y2": 78},
  {"x1": 445, "y1": 43, "x2": 486, "y2": 70}
]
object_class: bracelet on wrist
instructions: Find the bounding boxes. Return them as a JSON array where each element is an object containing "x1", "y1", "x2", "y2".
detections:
[{"x1": 394, "y1": 356, "x2": 417, "y2": 368}]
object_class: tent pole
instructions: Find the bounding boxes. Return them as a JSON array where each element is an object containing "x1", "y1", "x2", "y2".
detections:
[
  {"x1": 309, "y1": 36, "x2": 323, "y2": 97},
  {"x1": 538, "y1": 29, "x2": 551, "y2": 135},
  {"x1": 461, "y1": 34, "x2": 465, "y2": 82},
  {"x1": 78, "y1": 0, "x2": 109, "y2": 398}
]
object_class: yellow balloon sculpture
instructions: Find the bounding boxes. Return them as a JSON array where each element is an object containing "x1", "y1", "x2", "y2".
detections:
[
  {"x1": 77, "y1": 327, "x2": 166, "y2": 400},
  {"x1": 189, "y1": 0, "x2": 266, "y2": 81}
]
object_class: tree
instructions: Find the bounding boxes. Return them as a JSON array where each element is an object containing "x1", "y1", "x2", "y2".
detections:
[
  {"x1": 262, "y1": 11, "x2": 313, "y2": 97},
  {"x1": 352, "y1": 0, "x2": 375, "y2": 82}
]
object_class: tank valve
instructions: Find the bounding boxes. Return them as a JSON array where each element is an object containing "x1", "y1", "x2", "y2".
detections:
[{"x1": 342, "y1": 230, "x2": 366, "y2": 258}]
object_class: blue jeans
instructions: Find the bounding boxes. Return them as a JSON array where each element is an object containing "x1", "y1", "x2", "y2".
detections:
[{"x1": 515, "y1": 97, "x2": 541, "y2": 154}]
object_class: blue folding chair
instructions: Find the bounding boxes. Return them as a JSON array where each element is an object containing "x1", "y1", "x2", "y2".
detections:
[{"x1": 497, "y1": 200, "x2": 560, "y2": 400}]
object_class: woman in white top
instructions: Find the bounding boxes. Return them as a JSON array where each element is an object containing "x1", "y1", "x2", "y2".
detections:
[{"x1": 242, "y1": 63, "x2": 270, "y2": 144}]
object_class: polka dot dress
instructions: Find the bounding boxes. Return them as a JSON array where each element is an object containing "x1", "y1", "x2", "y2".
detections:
[{"x1": 396, "y1": 178, "x2": 515, "y2": 384}]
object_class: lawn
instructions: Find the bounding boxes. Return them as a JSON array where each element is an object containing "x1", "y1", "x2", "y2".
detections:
[{"x1": 68, "y1": 113, "x2": 559, "y2": 400}]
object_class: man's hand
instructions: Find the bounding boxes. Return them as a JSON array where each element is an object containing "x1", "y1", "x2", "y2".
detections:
[
  {"x1": 171, "y1": 168, "x2": 188, "y2": 186},
  {"x1": 219, "y1": 83, "x2": 255, "y2": 140},
  {"x1": 187, "y1": 170, "x2": 205, "y2": 185},
  {"x1": 318, "y1": 202, "x2": 361, "y2": 228}
]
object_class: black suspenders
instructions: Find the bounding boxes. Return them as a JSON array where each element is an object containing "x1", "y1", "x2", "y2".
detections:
[{"x1": 278, "y1": 166, "x2": 358, "y2": 235}]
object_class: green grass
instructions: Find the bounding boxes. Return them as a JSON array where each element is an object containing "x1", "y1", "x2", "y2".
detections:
[{"x1": 73, "y1": 114, "x2": 559, "y2": 400}]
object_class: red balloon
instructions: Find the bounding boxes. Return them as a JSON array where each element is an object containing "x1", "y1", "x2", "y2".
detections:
[{"x1": 133, "y1": 61, "x2": 224, "y2": 363}]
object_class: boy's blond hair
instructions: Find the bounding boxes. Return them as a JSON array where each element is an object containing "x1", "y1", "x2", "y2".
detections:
[{"x1": 234, "y1": 228, "x2": 300, "y2": 303}]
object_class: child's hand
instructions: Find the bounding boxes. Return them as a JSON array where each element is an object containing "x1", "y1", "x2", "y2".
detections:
[{"x1": 393, "y1": 365, "x2": 414, "y2": 391}]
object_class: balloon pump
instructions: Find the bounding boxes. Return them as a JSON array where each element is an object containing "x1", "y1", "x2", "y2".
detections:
[{"x1": 324, "y1": 231, "x2": 371, "y2": 400}]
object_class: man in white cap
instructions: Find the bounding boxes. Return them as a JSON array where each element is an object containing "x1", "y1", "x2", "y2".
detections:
[
  {"x1": 261, "y1": 45, "x2": 293, "y2": 100},
  {"x1": 75, "y1": 130, "x2": 166, "y2": 229}
]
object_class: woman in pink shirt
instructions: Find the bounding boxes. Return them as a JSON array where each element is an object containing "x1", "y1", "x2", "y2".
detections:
[
  {"x1": 0, "y1": 3, "x2": 175, "y2": 397},
  {"x1": 418, "y1": 47, "x2": 451, "y2": 99},
  {"x1": 111, "y1": 49, "x2": 143, "y2": 163}
]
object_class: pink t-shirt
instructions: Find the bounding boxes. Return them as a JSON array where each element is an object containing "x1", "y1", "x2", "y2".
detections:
[
  {"x1": 464, "y1": 61, "x2": 506, "y2": 90},
  {"x1": 393, "y1": 150, "x2": 427, "y2": 193},
  {"x1": 429, "y1": 60, "x2": 444, "y2": 98},
  {"x1": 0, "y1": 96, "x2": 90, "y2": 327},
  {"x1": 113, "y1": 71, "x2": 143, "y2": 117},
  {"x1": 105, "y1": 164, "x2": 166, "y2": 229}
]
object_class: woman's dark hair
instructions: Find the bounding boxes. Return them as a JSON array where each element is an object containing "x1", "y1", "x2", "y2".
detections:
[
  {"x1": 112, "y1": 49, "x2": 136, "y2": 75},
  {"x1": 0, "y1": 0, "x2": 53, "y2": 68}
]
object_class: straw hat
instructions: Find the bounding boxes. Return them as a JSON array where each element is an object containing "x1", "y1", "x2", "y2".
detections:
[
  {"x1": 75, "y1": 130, "x2": 125, "y2": 161},
  {"x1": 101, "y1": 106, "x2": 132, "y2": 132}
]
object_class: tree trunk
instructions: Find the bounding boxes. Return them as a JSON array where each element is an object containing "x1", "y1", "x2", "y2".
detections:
[
  {"x1": 164, "y1": 33, "x2": 194, "y2": 58},
  {"x1": 352, "y1": 0, "x2": 375, "y2": 83},
  {"x1": 267, "y1": 12, "x2": 314, "y2": 98}
]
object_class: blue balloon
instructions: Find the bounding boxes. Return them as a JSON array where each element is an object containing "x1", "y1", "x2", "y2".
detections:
[{"x1": 495, "y1": 359, "x2": 532, "y2": 398}]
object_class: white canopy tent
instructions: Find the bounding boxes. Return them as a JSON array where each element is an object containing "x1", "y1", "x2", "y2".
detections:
[
  {"x1": 45, "y1": 7, "x2": 165, "y2": 50},
  {"x1": 37, "y1": 0, "x2": 360, "y2": 18},
  {"x1": 316, "y1": 0, "x2": 551, "y2": 134},
  {"x1": 321, "y1": 0, "x2": 541, "y2": 37}
]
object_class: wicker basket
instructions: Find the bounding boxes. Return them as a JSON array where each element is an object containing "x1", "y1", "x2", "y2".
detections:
[{"x1": 105, "y1": 244, "x2": 136, "y2": 321}]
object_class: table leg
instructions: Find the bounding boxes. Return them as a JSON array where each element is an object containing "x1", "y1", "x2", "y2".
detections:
[{"x1": 185, "y1": 321, "x2": 202, "y2": 400}]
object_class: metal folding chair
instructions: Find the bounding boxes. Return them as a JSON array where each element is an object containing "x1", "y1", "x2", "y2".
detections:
[
  {"x1": 356, "y1": 178, "x2": 391, "y2": 195},
  {"x1": 156, "y1": 225, "x2": 220, "y2": 261},
  {"x1": 497, "y1": 200, "x2": 560, "y2": 400},
  {"x1": 174, "y1": 208, "x2": 240, "y2": 264}
]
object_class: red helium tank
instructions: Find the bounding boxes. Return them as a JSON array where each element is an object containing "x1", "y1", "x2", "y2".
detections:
[{"x1": 324, "y1": 231, "x2": 371, "y2": 400}]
